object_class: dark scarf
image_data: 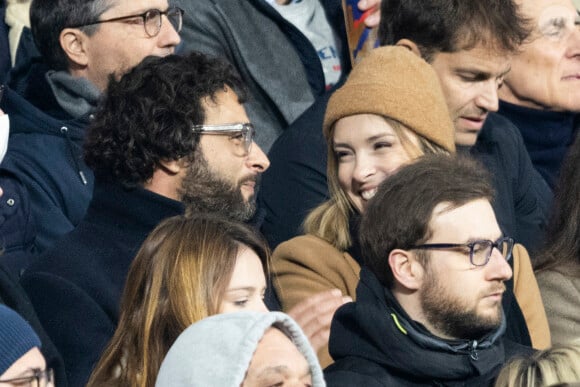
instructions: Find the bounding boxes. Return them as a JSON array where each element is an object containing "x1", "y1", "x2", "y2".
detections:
[{"x1": 498, "y1": 100, "x2": 577, "y2": 189}]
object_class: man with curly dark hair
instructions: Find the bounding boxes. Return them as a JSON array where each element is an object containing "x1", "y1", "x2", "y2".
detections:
[
  {"x1": 82, "y1": 52, "x2": 269, "y2": 223},
  {"x1": 19, "y1": 52, "x2": 271, "y2": 387}
]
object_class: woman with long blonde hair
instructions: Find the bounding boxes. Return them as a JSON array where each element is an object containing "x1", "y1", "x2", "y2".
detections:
[{"x1": 87, "y1": 213, "x2": 269, "y2": 387}]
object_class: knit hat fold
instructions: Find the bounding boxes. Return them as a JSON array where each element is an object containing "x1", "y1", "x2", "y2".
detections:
[
  {"x1": 0, "y1": 305, "x2": 42, "y2": 376},
  {"x1": 323, "y1": 46, "x2": 456, "y2": 153}
]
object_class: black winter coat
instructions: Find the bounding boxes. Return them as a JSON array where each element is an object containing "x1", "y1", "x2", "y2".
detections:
[
  {"x1": 324, "y1": 268, "x2": 534, "y2": 386},
  {"x1": 20, "y1": 181, "x2": 184, "y2": 387}
]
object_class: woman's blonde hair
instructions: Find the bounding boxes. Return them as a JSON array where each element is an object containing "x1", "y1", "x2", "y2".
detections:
[
  {"x1": 87, "y1": 213, "x2": 269, "y2": 387},
  {"x1": 494, "y1": 344, "x2": 580, "y2": 387},
  {"x1": 304, "y1": 116, "x2": 448, "y2": 250}
]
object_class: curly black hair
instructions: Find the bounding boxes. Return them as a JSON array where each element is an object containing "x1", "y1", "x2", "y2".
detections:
[{"x1": 84, "y1": 52, "x2": 247, "y2": 188}]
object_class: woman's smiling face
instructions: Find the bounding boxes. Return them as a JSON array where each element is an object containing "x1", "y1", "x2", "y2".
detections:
[{"x1": 333, "y1": 114, "x2": 417, "y2": 213}]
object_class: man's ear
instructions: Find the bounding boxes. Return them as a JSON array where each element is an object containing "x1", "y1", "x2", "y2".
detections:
[
  {"x1": 388, "y1": 249, "x2": 425, "y2": 291},
  {"x1": 395, "y1": 39, "x2": 422, "y2": 57},
  {"x1": 158, "y1": 159, "x2": 184, "y2": 175},
  {"x1": 59, "y1": 28, "x2": 90, "y2": 67}
]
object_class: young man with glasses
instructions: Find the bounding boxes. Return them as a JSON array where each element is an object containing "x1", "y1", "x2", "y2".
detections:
[
  {"x1": 0, "y1": 0, "x2": 182, "y2": 275},
  {"x1": 324, "y1": 155, "x2": 534, "y2": 386}
]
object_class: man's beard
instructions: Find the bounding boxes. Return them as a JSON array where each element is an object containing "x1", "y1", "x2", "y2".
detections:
[
  {"x1": 419, "y1": 265, "x2": 504, "y2": 340},
  {"x1": 179, "y1": 156, "x2": 258, "y2": 222}
]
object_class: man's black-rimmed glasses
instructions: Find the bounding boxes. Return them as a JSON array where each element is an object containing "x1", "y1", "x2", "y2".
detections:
[{"x1": 410, "y1": 237, "x2": 514, "y2": 266}]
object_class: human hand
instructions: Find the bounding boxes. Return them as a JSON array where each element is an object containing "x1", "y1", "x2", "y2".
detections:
[
  {"x1": 357, "y1": 0, "x2": 381, "y2": 28},
  {"x1": 287, "y1": 289, "x2": 352, "y2": 352}
]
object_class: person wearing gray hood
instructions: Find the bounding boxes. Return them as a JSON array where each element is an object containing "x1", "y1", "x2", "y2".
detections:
[{"x1": 156, "y1": 311, "x2": 325, "y2": 387}]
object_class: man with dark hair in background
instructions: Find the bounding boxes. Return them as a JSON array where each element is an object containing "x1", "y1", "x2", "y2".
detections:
[{"x1": 377, "y1": 0, "x2": 551, "y2": 255}]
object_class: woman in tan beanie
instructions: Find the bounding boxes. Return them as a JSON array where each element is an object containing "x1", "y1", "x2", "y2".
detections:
[{"x1": 271, "y1": 46, "x2": 456, "y2": 367}]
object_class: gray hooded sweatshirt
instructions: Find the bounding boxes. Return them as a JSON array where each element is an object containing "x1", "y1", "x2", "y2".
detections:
[{"x1": 155, "y1": 311, "x2": 326, "y2": 386}]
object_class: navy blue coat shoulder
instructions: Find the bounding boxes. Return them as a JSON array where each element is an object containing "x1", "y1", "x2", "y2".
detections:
[
  {"x1": 0, "y1": 84, "x2": 94, "y2": 259},
  {"x1": 20, "y1": 181, "x2": 184, "y2": 387}
]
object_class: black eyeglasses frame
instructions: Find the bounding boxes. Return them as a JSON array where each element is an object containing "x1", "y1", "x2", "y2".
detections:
[{"x1": 410, "y1": 236, "x2": 514, "y2": 266}]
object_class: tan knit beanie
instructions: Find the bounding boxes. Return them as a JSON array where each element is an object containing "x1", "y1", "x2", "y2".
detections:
[{"x1": 323, "y1": 46, "x2": 456, "y2": 153}]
